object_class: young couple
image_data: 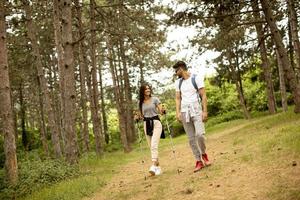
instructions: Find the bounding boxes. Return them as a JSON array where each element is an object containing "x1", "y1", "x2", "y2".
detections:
[{"x1": 137, "y1": 61, "x2": 211, "y2": 176}]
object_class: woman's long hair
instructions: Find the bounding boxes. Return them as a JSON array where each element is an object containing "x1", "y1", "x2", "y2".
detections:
[{"x1": 139, "y1": 84, "x2": 152, "y2": 115}]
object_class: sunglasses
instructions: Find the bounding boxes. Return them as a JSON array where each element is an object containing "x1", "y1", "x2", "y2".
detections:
[{"x1": 175, "y1": 67, "x2": 180, "y2": 73}]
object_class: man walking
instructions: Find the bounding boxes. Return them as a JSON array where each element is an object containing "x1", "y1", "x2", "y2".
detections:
[{"x1": 173, "y1": 61, "x2": 211, "y2": 173}]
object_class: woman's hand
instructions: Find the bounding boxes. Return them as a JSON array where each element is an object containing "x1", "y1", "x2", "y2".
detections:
[
  {"x1": 133, "y1": 111, "x2": 143, "y2": 122},
  {"x1": 161, "y1": 104, "x2": 167, "y2": 115},
  {"x1": 157, "y1": 104, "x2": 166, "y2": 115}
]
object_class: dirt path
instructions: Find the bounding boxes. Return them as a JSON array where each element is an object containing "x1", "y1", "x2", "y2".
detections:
[{"x1": 87, "y1": 121, "x2": 300, "y2": 200}]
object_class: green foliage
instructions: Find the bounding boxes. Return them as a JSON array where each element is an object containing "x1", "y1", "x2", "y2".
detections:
[
  {"x1": 18, "y1": 129, "x2": 41, "y2": 151},
  {"x1": 243, "y1": 69, "x2": 268, "y2": 111},
  {"x1": 0, "y1": 157, "x2": 79, "y2": 199},
  {"x1": 20, "y1": 150, "x2": 143, "y2": 200},
  {"x1": 104, "y1": 109, "x2": 123, "y2": 152},
  {"x1": 206, "y1": 79, "x2": 240, "y2": 116},
  {"x1": 206, "y1": 110, "x2": 244, "y2": 128}
]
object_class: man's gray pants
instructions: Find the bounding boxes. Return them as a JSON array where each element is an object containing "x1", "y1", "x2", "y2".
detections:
[{"x1": 181, "y1": 110, "x2": 206, "y2": 161}]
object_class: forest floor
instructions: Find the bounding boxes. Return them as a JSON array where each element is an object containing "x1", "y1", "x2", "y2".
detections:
[{"x1": 86, "y1": 112, "x2": 300, "y2": 200}]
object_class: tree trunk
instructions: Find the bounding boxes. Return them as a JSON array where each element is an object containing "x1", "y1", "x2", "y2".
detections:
[
  {"x1": 98, "y1": 56, "x2": 109, "y2": 144},
  {"x1": 74, "y1": 0, "x2": 90, "y2": 152},
  {"x1": 22, "y1": 0, "x2": 62, "y2": 158},
  {"x1": 139, "y1": 61, "x2": 145, "y2": 85},
  {"x1": 288, "y1": 19, "x2": 295, "y2": 75},
  {"x1": 251, "y1": 0, "x2": 276, "y2": 114},
  {"x1": 61, "y1": 0, "x2": 78, "y2": 164},
  {"x1": 287, "y1": 0, "x2": 300, "y2": 81},
  {"x1": 260, "y1": 0, "x2": 300, "y2": 113},
  {"x1": 37, "y1": 83, "x2": 50, "y2": 156},
  {"x1": 53, "y1": 0, "x2": 66, "y2": 150},
  {"x1": 276, "y1": 49, "x2": 288, "y2": 111},
  {"x1": 0, "y1": 2, "x2": 18, "y2": 185},
  {"x1": 90, "y1": 0, "x2": 103, "y2": 155},
  {"x1": 231, "y1": 48, "x2": 251, "y2": 119},
  {"x1": 236, "y1": 74, "x2": 251, "y2": 119},
  {"x1": 107, "y1": 37, "x2": 131, "y2": 152},
  {"x1": 19, "y1": 83, "x2": 28, "y2": 150},
  {"x1": 118, "y1": 41, "x2": 136, "y2": 143}
]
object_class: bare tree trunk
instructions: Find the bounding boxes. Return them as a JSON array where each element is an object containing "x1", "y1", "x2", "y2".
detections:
[
  {"x1": 287, "y1": 0, "x2": 300, "y2": 81},
  {"x1": 236, "y1": 75, "x2": 251, "y2": 119},
  {"x1": 38, "y1": 84, "x2": 50, "y2": 156},
  {"x1": 276, "y1": 49, "x2": 288, "y2": 111},
  {"x1": 22, "y1": 0, "x2": 62, "y2": 158},
  {"x1": 251, "y1": 0, "x2": 276, "y2": 114},
  {"x1": 260, "y1": 0, "x2": 300, "y2": 113},
  {"x1": 53, "y1": 0, "x2": 66, "y2": 150},
  {"x1": 90, "y1": 0, "x2": 103, "y2": 155},
  {"x1": 231, "y1": 48, "x2": 251, "y2": 119},
  {"x1": 98, "y1": 56, "x2": 109, "y2": 144},
  {"x1": 19, "y1": 83, "x2": 28, "y2": 150},
  {"x1": 139, "y1": 61, "x2": 145, "y2": 85},
  {"x1": 74, "y1": 0, "x2": 89, "y2": 152},
  {"x1": 118, "y1": 41, "x2": 136, "y2": 143},
  {"x1": 107, "y1": 37, "x2": 131, "y2": 152},
  {"x1": 0, "y1": 2, "x2": 18, "y2": 184},
  {"x1": 288, "y1": 19, "x2": 295, "y2": 73},
  {"x1": 61, "y1": 0, "x2": 78, "y2": 164}
]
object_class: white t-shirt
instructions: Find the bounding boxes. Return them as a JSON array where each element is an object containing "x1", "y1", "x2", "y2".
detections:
[{"x1": 175, "y1": 74, "x2": 205, "y2": 105}]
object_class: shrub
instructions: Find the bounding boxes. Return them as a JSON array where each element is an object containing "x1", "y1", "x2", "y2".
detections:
[
  {"x1": 206, "y1": 110, "x2": 244, "y2": 128},
  {"x1": 0, "y1": 157, "x2": 79, "y2": 199}
]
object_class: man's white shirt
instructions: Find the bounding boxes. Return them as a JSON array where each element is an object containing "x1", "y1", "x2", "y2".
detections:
[{"x1": 175, "y1": 73, "x2": 205, "y2": 105}]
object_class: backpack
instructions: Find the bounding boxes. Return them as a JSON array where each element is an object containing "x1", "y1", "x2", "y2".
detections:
[{"x1": 178, "y1": 74, "x2": 202, "y2": 101}]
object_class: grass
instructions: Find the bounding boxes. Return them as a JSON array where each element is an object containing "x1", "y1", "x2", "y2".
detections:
[
  {"x1": 19, "y1": 109, "x2": 300, "y2": 200},
  {"x1": 20, "y1": 151, "x2": 141, "y2": 200}
]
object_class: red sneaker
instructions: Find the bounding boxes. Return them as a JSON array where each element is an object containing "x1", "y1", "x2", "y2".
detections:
[
  {"x1": 193, "y1": 160, "x2": 204, "y2": 173},
  {"x1": 202, "y1": 153, "x2": 211, "y2": 166}
]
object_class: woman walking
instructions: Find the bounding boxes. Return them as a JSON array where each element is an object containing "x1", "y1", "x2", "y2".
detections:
[{"x1": 137, "y1": 84, "x2": 165, "y2": 176}]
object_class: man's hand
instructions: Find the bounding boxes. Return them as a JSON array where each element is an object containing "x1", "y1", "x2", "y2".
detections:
[
  {"x1": 176, "y1": 112, "x2": 182, "y2": 122},
  {"x1": 202, "y1": 111, "x2": 208, "y2": 122}
]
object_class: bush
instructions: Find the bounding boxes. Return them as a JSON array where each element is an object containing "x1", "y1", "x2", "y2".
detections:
[
  {"x1": 0, "y1": 158, "x2": 79, "y2": 199},
  {"x1": 206, "y1": 111, "x2": 244, "y2": 128}
]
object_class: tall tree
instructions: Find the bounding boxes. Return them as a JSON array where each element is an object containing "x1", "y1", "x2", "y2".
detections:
[
  {"x1": 74, "y1": 0, "x2": 90, "y2": 152},
  {"x1": 19, "y1": 82, "x2": 28, "y2": 150},
  {"x1": 90, "y1": 0, "x2": 103, "y2": 155},
  {"x1": 0, "y1": 1, "x2": 18, "y2": 185},
  {"x1": 53, "y1": 0, "x2": 66, "y2": 149},
  {"x1": 98, "y1": 55, "x2": 109, "y2": 144},
  {"x1": 251, "y1": 0, "x2": 276, "y2": 114},
  {"x1": 22, "y1": 0, "x2": 62, "y2": 158},
  {"x1": 260, "y1": 0, "x2": 300, "y2": 113},
  {"x1": 107, "y1": 35, "x2": 131, "y2": 152},
  {"x1": 287, "y1": 0, "x2": 300, "y2": 81},
  {"x1": 61, "y1": 0, "x2": 78, "y2": 164}
]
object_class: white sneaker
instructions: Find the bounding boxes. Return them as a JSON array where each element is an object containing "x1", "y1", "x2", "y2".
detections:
[
  {"x1": 155, "y1": 166, "x2": 162, "y2": 175},
  {"x1": 149, "y1": 165, "x2": 156, "y2": 176}
]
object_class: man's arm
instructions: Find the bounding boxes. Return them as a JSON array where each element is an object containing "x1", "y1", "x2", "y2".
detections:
[
  {"x1": 175, "y1": 91, "x2": 181, "y2": 122},
  {"x1": 199, "y1": 88, "x2": 208, "y2": 122}
]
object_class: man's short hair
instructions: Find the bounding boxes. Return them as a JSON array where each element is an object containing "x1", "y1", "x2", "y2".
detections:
[{"x1": 173, "y1": 61, "x2": 187, "y2": 70}]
